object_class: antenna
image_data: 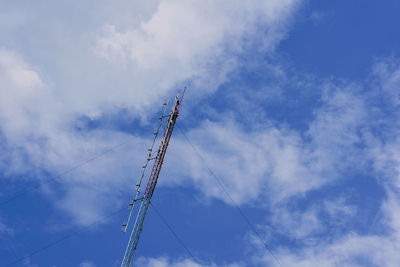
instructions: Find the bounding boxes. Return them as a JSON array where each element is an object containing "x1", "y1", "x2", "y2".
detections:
[
  {"x1": 121, "y1": 100, "x2": 169, "y2": 233},
  {"x1": 121, "y1": 87, "x2": 186, "y2": 267}
]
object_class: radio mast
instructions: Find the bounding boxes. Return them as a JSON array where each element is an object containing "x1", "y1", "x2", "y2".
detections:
[{"x1": 121, "y1": 88, "x2": 186, "y2": 267}]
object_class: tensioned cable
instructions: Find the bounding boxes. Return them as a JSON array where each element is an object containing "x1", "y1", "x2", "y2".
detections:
[
  {"x1": 177, "y1": 125, "x2": 284, "y2": 267},
  {"x1": 150, "y1": 201, "x2": 201, "y2": 266},
  {"x1": 5, "y1": 206, "x2": 127, "y2": 267},
  {"x1": 0, "y1": 138, "x2": 133, "y2": 206}
]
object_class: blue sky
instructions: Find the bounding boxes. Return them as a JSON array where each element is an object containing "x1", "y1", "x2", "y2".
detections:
[{"x1": 1, "y1": 1, "x2": 400, "y2": 266}]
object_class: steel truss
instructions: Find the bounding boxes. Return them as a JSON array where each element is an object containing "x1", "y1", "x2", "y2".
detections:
[{"x1": 121, "y1": 88, "x2": 186, "y2": 267}]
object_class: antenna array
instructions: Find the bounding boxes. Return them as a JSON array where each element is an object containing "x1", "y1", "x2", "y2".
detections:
[{"x1": 121, "y1": 88, "x2": 186, "y2": 267}]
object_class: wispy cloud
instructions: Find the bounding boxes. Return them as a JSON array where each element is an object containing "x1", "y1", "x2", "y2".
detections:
[
  {"x1": 136, "y1": 256, "x2": 243, "y2": 267},
  {"x1": 247, "y1": 58, "x2": 400, "y2": 266},
  {"x1": 80, "y1": 261, "x2": 96, "y2": 267}
]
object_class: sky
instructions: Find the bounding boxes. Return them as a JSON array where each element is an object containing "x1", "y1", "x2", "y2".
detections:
[{"x1": 1, "y1": 0, "x2": 400, "y2": 266}]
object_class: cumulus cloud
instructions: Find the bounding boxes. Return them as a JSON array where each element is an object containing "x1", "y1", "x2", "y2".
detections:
[
  {"x1": 0, "y1": 49, "x2": 46, "y2": 141},
  {"x1": 0, "y1": 0, "x2": 300, "y2": 227},
  {"x1": 96, "y1": 0, "x2": 298, "y2": 67},
  {"x1": 95, "y1": 0, "x2": 299, "y2": 104},
  {"x1": 0, "y1": 49, "x2": 151, "y2": 226}
]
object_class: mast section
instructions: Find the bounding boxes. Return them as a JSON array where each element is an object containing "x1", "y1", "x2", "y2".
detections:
[{"x1": 121, "y1": 88, "x2": 186, "y2": 267}]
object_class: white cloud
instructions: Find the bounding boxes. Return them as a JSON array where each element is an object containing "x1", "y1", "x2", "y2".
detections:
[
  {"x1": 309, "y1": 11, "x2": 330, "y2": 25},
  {"x1": 252, "y1": 189, "x2": 400, "y2": 266},
  {"x1": 136, "y1": 257, "x2": 243, "y2": 267},
  {"x1": 0, "y1": 0, "x2": 300, "y2": 227},
  {"x1": 0, "y1": 49, "x2": 47, "y2": 141},
  {"x1": 0, "y1": 50, "x2": 151, "y2": 225},
  {"x1": 80, "y1": 260, "x2": 96, "y2": 267},
  {"x1": 137, "y1": 257, "x2": 203, "y2": 267},
  {"x1": 249, "y1": 60, "x2": 400, "y2": 267},
  {"x1": 161, "y1": 81, "x2": 373, "y2": 206},
  {"x1": 372, "y1": 57, "x2": 400, "y2": 107},
  {"x1": 23, "y1": 257, "x2": 38, "y2": 267},
  {"x1": 163, "y1": 119, "x2": 320, "y2": 204},
  {"x1": 271, "y1": 206, "x2": 323, "y2": 241},
  {"x1": 257, "y1": 232, "x2": 400, "y2": 267},
  {"x1": 306, "y1": 85, "x2": 369, "y2": 177},
  {"x1": 94, "y1": 0, "x2": 300, "y2": 108},
  {"x1": 0, "y1": 219, "x2": 13, "y2": 236}
]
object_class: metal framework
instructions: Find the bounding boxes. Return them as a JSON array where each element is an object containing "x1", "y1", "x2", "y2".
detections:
[{"x1": 121, "y1": 88, "x2": 186, "y2": 267}]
